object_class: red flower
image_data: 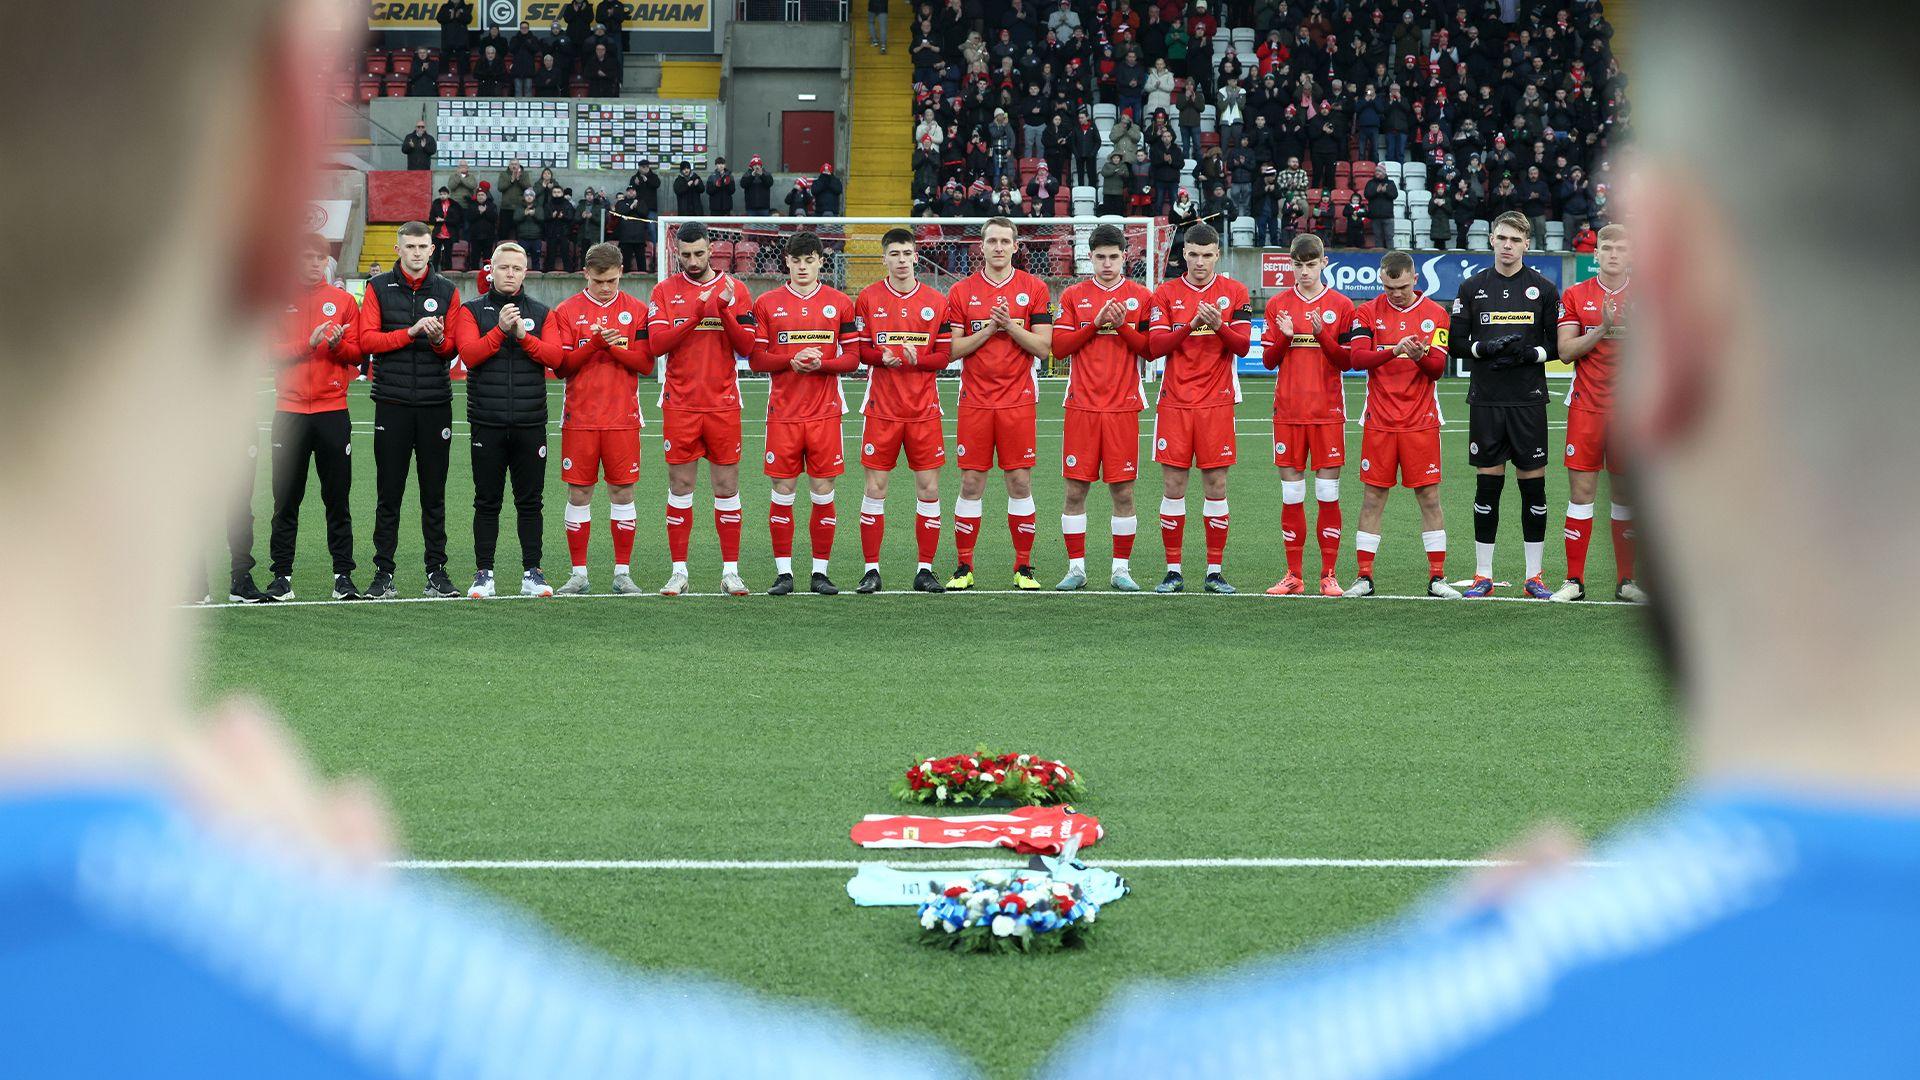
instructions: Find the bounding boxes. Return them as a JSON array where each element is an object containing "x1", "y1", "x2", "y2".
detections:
[{"x1": 943, "y1": 885, "x2": 967, "y2": 898}]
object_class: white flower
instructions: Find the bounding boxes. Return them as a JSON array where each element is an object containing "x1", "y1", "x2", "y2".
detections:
[
  {"x1": 1081, "y1": 905, "x2": 1098, "y2": 924},
  {"x1": 1017, "y1": 754, "x2": 1031, "y2": 765},
  {"x1": 935, "y1": 785, "x2": 947, "y2": 800},
  {"x1": 978, "y1": 870, "x2": 1011, "y2": 887},
  {"x1": 920, "y1": 908, "x2": 939, "y2": 929},
  {"x1": 920, "y1": 762, "x2": 934, "y2": 775},
  {"x1": 991, "y1": 915, "x2": 1017, "y2": 937}
]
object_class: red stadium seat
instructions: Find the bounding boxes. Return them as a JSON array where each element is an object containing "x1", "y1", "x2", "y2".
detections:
[
  {"x1": 357, "y1": 79, "x2": 381, "y2": 103},
  {"x1": 389, "y1": 54, "x2": 413, "y2": 76},
  {"x1": 437, "y1": 77, "x2": 459, "y2": 98},
  {"x1": 569, "y1": 78, "x2": 589, "y2": 98},
  {"x1": 1200, "y1": 132, "x2": 1220, "y2": 150},
  {"x1": 708, "y1": 240, "x2": 734, "y2": 271},
  {"x1": 1350, "y1": 160, "x2": 1375, "y2": 184},
  {"x1": 383, "y1": 82, "x2": 407, "y2": 97},
  {"x1": 363, "y1": 51, "x2": 387, "y2": 75},
  {"x1": 461, "y1": 80, "x2": 478, "y2": 97},
  {"x1": 734, "y1": 241, "x2": 760, "y2": 269},
  {"x1": 1306, "y1": 187, "x2": 1320, "y2": 204}
]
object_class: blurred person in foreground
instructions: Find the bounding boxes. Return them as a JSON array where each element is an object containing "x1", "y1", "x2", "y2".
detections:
[
  {"x1": 0, "y1": 2, "x2": 945, "y2": 1075},
  {"x1": 1055, "y1": 5, "x2": 1920, "y2": 1075}
]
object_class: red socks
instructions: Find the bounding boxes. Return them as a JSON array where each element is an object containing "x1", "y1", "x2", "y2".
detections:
[
  {"x1": 1612, "y1": 506, "x2": 1636, "y2": 581},
  {"x1": 1112, "y1": 515, "x2": 1137, "y2": 560},
  {"x1": 1202, "y1": 499, "x2": 1229, "y2": 568},
  {"x1": 565, "y1": 502, "x2": 592, "y2": 569},
  {"x1": 1008, "y1": 496, "x2": 1037, "y2": 567},
  {"x1": 1159, "y1": 497, "x2": 1186, "y2": 566},
  {"x1": 665, "y1": 492, "x2": 693, "y2": 564},
  {"x1": 1281, "y1": 497, "x2": 1306, "y2": 576},
  {"x1": 1062, "y1": 513, "x2": 1087, "y2": 561},
  {"x1": 809, "y1": 492, "x2": 837, "y2": 564},
  {"x1": 954, "y1": 498, "x2": 982, "y2": 566},
  {"x1": 1565, "y1": 503, "x2": 1594, "y2": 581},
  {"x1": 860, "y1": 496, "x2": 885, "y2": 565},
  {"x1": 769, "y1": 492, "x2": 796, "y2": 560},
  {"x1": 714, "y1": 494, "x2": 742, "y2": 563},
  {"x1": 914, "y1": 500, "x2": 941, "y2": 566},
  {"x1": 609, "y1": 503, "x2": 636, "y2": 567},
  {"x1": 1317, "y1": 498, "x2": 1342, "y2": 577}
]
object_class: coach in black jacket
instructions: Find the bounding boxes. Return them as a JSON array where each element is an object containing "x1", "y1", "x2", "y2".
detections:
[
  {"x1": 449, "y1": 241, "x2": 557, "y2": 597},
  {"x1": 358, "y1": 221, "x2": 462, "y2": 598}
]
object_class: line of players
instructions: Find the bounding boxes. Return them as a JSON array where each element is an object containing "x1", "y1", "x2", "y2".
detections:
[{"x1": 258, "y1": 213, "x2": 1637, "y2": 602}]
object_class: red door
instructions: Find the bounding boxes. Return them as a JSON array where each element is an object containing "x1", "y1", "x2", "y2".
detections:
[{"x1": 782, "y1": 111, "x2": 835, "y2": 174}]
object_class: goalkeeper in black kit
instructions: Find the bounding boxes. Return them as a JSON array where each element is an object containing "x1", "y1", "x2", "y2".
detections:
[{"x1": 1453, "y1": 211, "x2": 1562, "y2": 599}]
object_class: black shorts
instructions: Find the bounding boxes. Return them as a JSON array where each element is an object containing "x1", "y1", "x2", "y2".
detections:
[{"x1": 1468, "y1": 404, "x2": 1550, "y2": 470}]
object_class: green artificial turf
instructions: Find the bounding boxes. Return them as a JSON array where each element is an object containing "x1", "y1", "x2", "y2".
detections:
[{"x1": 192, "y1": 375, "x2": 1679, "y2": 1077}]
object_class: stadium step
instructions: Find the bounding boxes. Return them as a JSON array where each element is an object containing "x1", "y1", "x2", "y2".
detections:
[
  {"x1": 847, "y1": 13, "x2": 914, "y2": 216},
  {"x1": 1606, "y1": 0, "x2": 1637, "y2": 69},
  {"x1": 357, "y1": 224, "x2": 399, "y2": 275},
  {"x1": 657, "y1": 60, "x2": 721, "y2": 99}
]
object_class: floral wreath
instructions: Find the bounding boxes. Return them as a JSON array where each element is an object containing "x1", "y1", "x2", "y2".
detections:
[
  {"x1": 917, "y1": 870, "x2": 1100, "y2": 953},
  {"x1": 892, "y1": 748, "x2": 1086, "y2": 806}
]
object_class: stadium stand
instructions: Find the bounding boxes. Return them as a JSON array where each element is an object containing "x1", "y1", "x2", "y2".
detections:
[{"x1": 893, "y1": 0, "x2": 1625, "y2": 250}]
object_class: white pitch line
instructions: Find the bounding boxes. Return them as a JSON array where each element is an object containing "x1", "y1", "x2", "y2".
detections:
[
  {"x1": 388, "y1": 856, "x2": 1618, "y2": 871},
  {"x1": 184, "y1": 589, "x2": 1637, "y2": 610}
]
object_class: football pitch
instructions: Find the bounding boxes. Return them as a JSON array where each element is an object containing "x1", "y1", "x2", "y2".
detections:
[{"x1": 192, "y1": 374, "x2": 1679, "y2": 1077}]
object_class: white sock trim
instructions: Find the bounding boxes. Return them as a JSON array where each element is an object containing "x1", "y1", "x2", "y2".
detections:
[
  {"x1": 713, "y1": 494, "x2": 741, "y2": 512},
  {"x1": 564, "y1": 503, "x2": 592, "y2": 524},
  {"x1": 1356, "y1": 531, "x2": 1382, "y2": 553},
  {"x1": 812, "y1": 557, "x2": 830, "y2": 573},
  {"x1": 1421, "y1": 529, "x2": 1447, "y2": 552},
  {"x1": 1111, "y1": 514, "x2": 1137, "y2": 535},
  {"x1": 721, "y1": 560, "x2": 738, "y2": 575},
  {"x1": 609, "y1": 501, "x2": 636, "y2": 522},
  {"x1": 1610, "y1": 503, "x2": 1633, "y2": 521},
  {"x1": 1159, "y1": 496, "x2": 1186, "y2": 517},
  {"x1": 915, "y1": 500, "x2": 942, "y2": 517},
  {"x1": 666, "y1": 491, "x2": 694, "y2": 510},
  {"x1": 775, "y1": 556, "x2": 793, "y2": 573},
  {"x1": 1566, "y1": 502, "x2": 1595, "y2": 521},
  {"x1": 955, "y1": 497, "x2": 984, "y2": 517},
  {"x1": 1202, "y1": 498, "x2": 1229, "y2": 517},
  {"x1": 1007, "y1": 495, "x2": 1036, "y2": 515},
  {"x1": 1280, "y1": 479, "x2": 1306, "y2": 504},
  {"x1": 770, "y1": 489, "x2": 797, "y2": 506},
  {"x1": 1315, "y1": 477, "x2": 1340, "y2": 502},
  {"x1": 1062, "y1": 513, "x2": 1088, "y2": 533},
  {"x1": 861, "y1": 496, "x2": 887, "y2": 515},
  {"x1": 809, "y1": 489, "x2": 836, "y2": 506},
  {"x1": 1524, "y1": 540, "x2": 1545, "y2": 577},
  {"x1": 1475, "y1": 541, "x2": 1495, "y2": 577}
]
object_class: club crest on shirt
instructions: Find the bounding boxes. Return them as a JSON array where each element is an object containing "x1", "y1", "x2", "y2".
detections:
[
  {"x1": 423, "y1": 298, "x2": 438, "y2": 312},
  {"x1": 823, "y1": 304, "x2": 836, "y2": 318},
  {"x1": 1126, "y1": 297, "x2": 1140, "y2": 310},
  {"x1": 1015, "y1": 292, "x2": 1030, "y2": 306},
  {"x1": 618, "y1": 311, "x2": 633, "y2": 324},
  {"x1": 1321, "y1": 309, "x2": 1337, "y2": 324},
  {"x1": 1526, "y1": 286, "x2": 1541, "y2": 300},
  {"x1": 1421, "y1": 319, "x2": 1435, "y2": 333},
  {"x1": 322, "y1": 302, "x2": 337, "y2": 317},
  {"x1": 921, "y1": 306, "x2": 937, "y2": 321}
]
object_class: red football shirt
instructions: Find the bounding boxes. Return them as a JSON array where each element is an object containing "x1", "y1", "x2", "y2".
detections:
[
  {"x1": 1261, "y1": 284, "x2": 1355, "y2": 423},
  {"x1": 1345, "y1": 293, "x2": 1450, "y2": 432},
  {"x1": 1557, "y1": 276, "x2": 1629, "y2": 415},
  {"x1": 1149, "y1": 273, "x2": 1254, "y2": 408},
  {"x1": 854, "y1": 279, "x2": 950, "y2": 422},
  {"x1": 547, "y1": 290, "x2": 651, "y2": 430},
  {"x1": 944, "y1": 268, "x2": 1051, "y2": 409},
  {"x1": 1056, "y1": 277, "x2": 1153, "y2": 413},
  {"x1": 647, "y1": 270, "x2": 756, "y2": 412},
  {"x1": 749, "y1": 283, "x2": 858, "y2": 422}
]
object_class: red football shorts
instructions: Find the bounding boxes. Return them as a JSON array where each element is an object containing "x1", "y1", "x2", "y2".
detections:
[
  {"x1": 1272, "y1": 419, "x2": 1346, "y2": 470},
  {"x1": 1563, "y1": 406, "x2": 1621, "y2": 474},
  {"x1": 764, "y1": 415, "x2": 846, "y2": 478},
  {"x1": 860, "y1": 414, "x2": 947, "y2": 472},
  {"x1": 955, "y1": 404, "x2": 1038, "y2": 472},
  {"x1": 1152, "y1": 404, "x2": 1238, "y2": 470},
  {"x1": 661, "y1": 407, "x2": 743, "y2": 466},
  {"x1": 1062, "y1": 408, "x2": 1142, "y2": 483},
  {"x1": 560, "y1": 427, "x2": 641, "y2": 487},
  {"x1": 1359, "y1": 427, "x2": 1443, "y2": 489}
]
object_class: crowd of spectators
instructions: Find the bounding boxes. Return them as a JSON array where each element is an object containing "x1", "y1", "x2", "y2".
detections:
[
  {"x1": 902, "y1": 0, "x2": 1627, "y2": 250},
  {"x1": 422, "y1": 154, "x2": 848, "y2": 273},
  {"x1": 359, "y1": 0, "x2": 635, "y2": 99}
]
